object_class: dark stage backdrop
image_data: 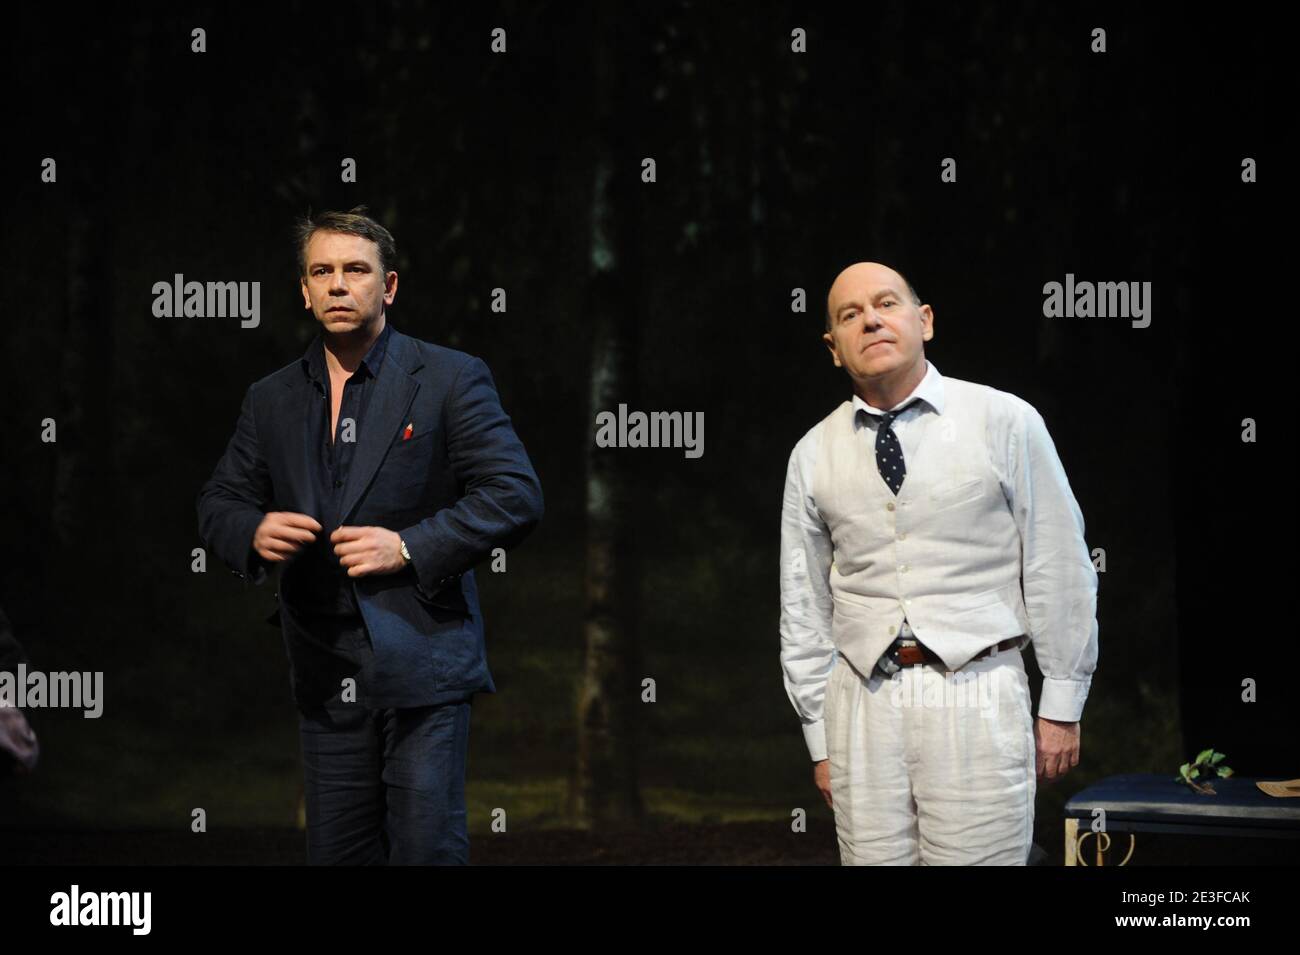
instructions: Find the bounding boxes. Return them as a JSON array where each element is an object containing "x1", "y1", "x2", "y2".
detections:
[{"x1": 2, "y1": 1, "x2": 1289, "y2": 864}]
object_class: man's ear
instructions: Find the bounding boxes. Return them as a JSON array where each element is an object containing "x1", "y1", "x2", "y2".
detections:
[
  {"x1": 384, "y1": 271, "x2": 399, "y2": 305},
  {"x1": 300, "y1": 278, "x2": 311, "y2": 310},
  {"x1": 919, "y1": 304, "x2": 935, "y2": 341},
  {"x1": 823, "y1": 332, "x2": 842, "y2": 367}
]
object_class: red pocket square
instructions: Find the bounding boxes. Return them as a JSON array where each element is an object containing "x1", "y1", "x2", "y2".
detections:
[{"x1": 402, "y1": 422, "x2": 414, "y2": 441}]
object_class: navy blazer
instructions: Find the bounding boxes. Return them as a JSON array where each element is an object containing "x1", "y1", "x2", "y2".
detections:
[{"x1": 196, "y1": 324, "x2": 543, "y2": 707}]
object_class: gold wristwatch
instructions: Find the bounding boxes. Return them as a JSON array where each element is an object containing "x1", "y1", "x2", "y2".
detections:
[{"x1": 399, "y1": 539, "x2": 412, "y2": 563}]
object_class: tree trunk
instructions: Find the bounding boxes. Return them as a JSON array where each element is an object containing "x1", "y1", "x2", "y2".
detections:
[{"x1": 573, "y1": 7, "x2": 645, "y2": 829}]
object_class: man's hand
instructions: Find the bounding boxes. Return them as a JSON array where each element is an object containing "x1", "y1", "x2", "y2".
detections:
[
  {"x1": 253, "y1": 512, "x2": 322, "y2": 563},
  {"x1": 332, "y1": 525, "x2": 406, "y2": 577},
  {"x1": 1035, "y1": 717, "x2": 1081, "y2": 782},
  {"x1": 813, "y1": 758, "x2": 833, "y2": 809},
  {"x1": 0, "y1": 705, "x2": 39, "y2": 775}
]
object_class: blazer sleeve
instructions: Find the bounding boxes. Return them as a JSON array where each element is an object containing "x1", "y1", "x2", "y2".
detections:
[
  {"x1": 196, "y1": 382, "x2": 274, "y2": 586},
  {"x1": 400, "y1": 355, "x2": 544, "y2": 594}
]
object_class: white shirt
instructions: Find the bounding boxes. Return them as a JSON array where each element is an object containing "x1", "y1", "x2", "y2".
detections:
[{"x1": 779, "y1": 359, "x2": 1099, "y2": 761}]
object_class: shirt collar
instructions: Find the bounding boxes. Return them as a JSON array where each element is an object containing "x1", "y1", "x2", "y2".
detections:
[
  {"x1": 851, "y1": 358, "x2": 945, "y2": 427},
  {"x1": 302, "y1": 320, "x2": 393, "y2": 385}
]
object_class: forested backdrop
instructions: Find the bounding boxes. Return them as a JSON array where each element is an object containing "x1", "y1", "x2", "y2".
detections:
[{"x1": 3, "y1": 2, "x2": 1286, "y2": 863}]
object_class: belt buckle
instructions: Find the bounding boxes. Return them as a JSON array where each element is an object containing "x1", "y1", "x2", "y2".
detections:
[
  {"x1": 891, "y1": 638, "x2": 923, "y2": 668},
  {"x1": 877, "y1": 637, "x2": 915, "y2": 676}
]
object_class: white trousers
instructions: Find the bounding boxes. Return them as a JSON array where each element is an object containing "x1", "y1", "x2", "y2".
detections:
[{"x1": 824, "y1": 646, "x2": 1036, "y2": 865}]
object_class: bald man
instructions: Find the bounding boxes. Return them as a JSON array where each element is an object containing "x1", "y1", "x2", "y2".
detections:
[{"x1": 778, "y1": 262, "x2": 1098, "y2": 865}]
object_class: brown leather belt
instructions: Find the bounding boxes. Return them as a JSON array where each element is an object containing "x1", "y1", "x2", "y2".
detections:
[{"x1": 894, "y1": 634, "x2": 1028, "y2": 669}]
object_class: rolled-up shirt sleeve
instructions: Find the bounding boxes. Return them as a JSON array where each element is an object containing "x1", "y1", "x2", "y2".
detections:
[
  {"x1": 779, "y1": 432, "x2": 838, "y2": 762},
  {"x1": 1007, "y1": 403, "x2": 1099, "y2": 722}
]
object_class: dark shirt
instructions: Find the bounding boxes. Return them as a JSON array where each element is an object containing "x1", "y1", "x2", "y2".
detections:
[{"x1": 283, "y1": 321, "x2": 393, "y2": 617}]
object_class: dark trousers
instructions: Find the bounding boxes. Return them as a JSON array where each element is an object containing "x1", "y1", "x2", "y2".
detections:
[
  {"x1": 299, "y1": 699, "x2": 472, "y2": 864},
  {"x1": 289, "y1": 610, "x2": 473, "y2": 865}
]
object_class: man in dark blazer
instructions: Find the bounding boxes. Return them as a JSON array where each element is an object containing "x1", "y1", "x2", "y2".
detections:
[{"x1": 197, "y1": 207, "x2": 543, "y2": 864}]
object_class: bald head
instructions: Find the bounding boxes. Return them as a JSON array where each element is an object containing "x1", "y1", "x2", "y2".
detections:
[{"x1": 825, "y1": 262, "x2": 921, "y2": 332}]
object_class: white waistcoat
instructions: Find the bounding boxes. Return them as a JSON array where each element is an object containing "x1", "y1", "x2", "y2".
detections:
[{"x1": 811, "y1": 382, "x2": 1031, "y2": 680}]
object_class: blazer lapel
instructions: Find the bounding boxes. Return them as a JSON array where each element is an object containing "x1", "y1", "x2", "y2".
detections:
[{"x1": 335, "y1": 326, "x2": 423, "y2": 525}]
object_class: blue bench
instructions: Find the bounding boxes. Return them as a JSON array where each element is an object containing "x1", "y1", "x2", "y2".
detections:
[{"x1": 1063, "y1": 773, "x2": 1300, "y2": 865}]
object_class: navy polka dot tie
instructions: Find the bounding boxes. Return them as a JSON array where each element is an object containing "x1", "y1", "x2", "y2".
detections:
[{"x1": 873, "y1": 398, "x2": 920, "y2": 495}]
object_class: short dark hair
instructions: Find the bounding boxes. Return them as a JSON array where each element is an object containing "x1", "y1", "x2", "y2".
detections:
[
  {"x1": 825, "y1": 272, "x2": 922, "y2": 332},
  {"x1": 294, "y1": 205, "x2": 398, "y2": 279}
]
